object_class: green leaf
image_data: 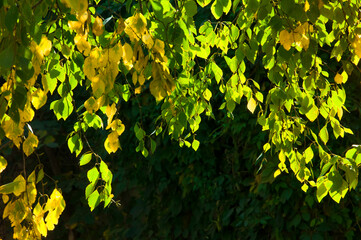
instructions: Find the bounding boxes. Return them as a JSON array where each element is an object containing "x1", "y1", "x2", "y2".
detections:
[
  {"x1": 88, "y1": 190, "x2": 100, "y2": 211},
  {"x1": 79, "y1": 152, "x2": 92, "y2": 166},
  {"x1": 224, "y1": 56, "x2": 238, "y2": 73},
  {"x1": 67, "y1": 133, "x2": 83, "y2": 157},
  {"x1": 150, "y1": 138, "x2": 157, "y2": 154},
  {"x1": 184, "y1": 0, "x2": 197, "y2": 17},
  {"x1": 209, "y1": 62, "x2": 223, "y2": 84},
  {"x1": 50, "y1": 95, "x2": 74, "y2": 120},
  {"x1": 328, "y1": 171, "x2": 347, "y2": 203},
  {"x1": 0, "y1": 46, "x2": 15, "y2": 73},
  {"x1": 210, "y1": 0, "x2": 222, "y2": 19},
  {"x1": 320, "y1": 162, "x2": 333, "y2": 176},
  {"x1": 5, "y1": 5, "x2": 19, "y2": 32},
  {"x1": 84, "y1": 113, "x2": 103, "y2": 129},
  {"x1": 316, "y1": 177, "x2": 332, "y2": 202}
]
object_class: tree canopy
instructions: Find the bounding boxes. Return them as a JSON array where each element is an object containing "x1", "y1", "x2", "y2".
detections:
[{"x1": 1, "y1": 0, "x2": 361, "y2": 239}]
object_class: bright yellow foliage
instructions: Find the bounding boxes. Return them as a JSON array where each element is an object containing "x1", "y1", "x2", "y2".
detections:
[
  {"x1": 23, "y1": 132, "x2": 39, "y2": 156},
  {"x1": 124, "y1": 13, "x2": 147, "y2": 42},
  {"x1": 74, "y1": 34, "x2": 91, "y2": 56},
  {"x1": 352, "y1": 35, "x2": 361, "y2": 58},
  {"x1": 247, "y1": 97, "x2": 257, "y2": 114},
  {"x1": 2, "y1": 115, "x2": 24, "y2": 148},
  {"x1": 61, "y1": 0, "x2": 88, "y2": 14},
  {"x1": 150, "y1": 61, "x2": 175, "y2": 101},
  {"x1": 106, "y1": 103, "x2": 117, "y2": 125},
  {"x1": 32, "y1": 88, "x2": 47, "y2": 109},
  {"x1": 84, "y1": 96, "x2": 99, "y2": 114},
  {"x1": 106, "y1": 119, "x2": 125, "y2": 136},
  {"x1": 93, "y1": 16, "x2": 104, "y2": 36},
  {"x1": 44, "y1": 189, "x2": 66, "y2": 230},
  {"x1": 104, "y1": 131, "x2": 120, "y2": 154},
  {"x1": 279, "y1": 22, "x2": 312, "y2": 51}
]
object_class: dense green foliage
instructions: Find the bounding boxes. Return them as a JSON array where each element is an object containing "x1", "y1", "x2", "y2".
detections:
[{"x1": 1, "y1": 0, "x2": 361, "y2": 239}]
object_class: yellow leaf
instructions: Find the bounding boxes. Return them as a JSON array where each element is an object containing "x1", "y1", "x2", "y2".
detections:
[
  {"x1": 106, "y1": 103, "x2": 117, "y2": 125},
  {"x1": 153, "y1": 39, "x2": 165, "y2": 57},
  {"x1": 138, "y1": 72, "x2": 145, "y2": 85},
  {"x1": 62, "y1": 0, "x2": 88, "y2": 14},
  {"x1": 68, "y1": 20, "x2": 83, "y2": 34},
  {"x1": 279, "y1": 30, "x2": 293, "y2": 51},
  {"x1": 116, "y1": 17, "x2": 125, "y2": 34},
  {"x1": 26, "y1": 170, "x2": 37, "y2": 205},
  {"x1": 38, "y1": 36, "x2": 52, "y2": 59},
  {"x1": 1, "y1": 115, "x2": 24, "y2": 148},
  {"x1": 2, "y1": 194, "x2": 9, "y2": 204},
  {"x1": 247, "y1": 97, "x2": 257, "y2": 113},
  {"x1": 19, "y1": 101, "x2": 35, "y2": 123},
  {"x1": 334, "y1": 73, "x2": 343, "y2": 84},
  {"x1": 135, "y1": 86, "x2": 142, "y2": 94},
  {"x1": 149, "y1": 61, "x2": 175, "y2": 101},
  {"x1": 352, "y1": 35, "x2": 361, "y2": 58},
  {"x1": 104, "y1": 131, "x2": 120, "y2": 154},
  {"x1": 92, "y1": 16, "x2": 104, "y2": 36},
  {"x1": 274, "y1": 169, "x2": 281, "y2": 178},
  {"x1": 44, "y1": 188, "x2": 66, "y2": 230},
  {"x1": 318, "y1": 0, "x2": 324, "y2": 9},
  {"x1": 122, "y1": 43, "x2": 133, "y2": 69},
  {"x1": 132, "y1": 71, "x2": 138, "y2": 85},
  {"x1": 142, "y1": 33, "x2": 154, "y2": 49},
  {"x1": 106, "y1": 119, "x2": 125, "y2": 135},
  {"x1": 23, "y1": 132, "x2": 39, "y2": 156},
  {"x1": 337, "y1": 107, "x2": 343, "y2": 120},
  {"x1": 74, "y1": 34, "x2": 91, "y2": 56},
  {"x1": 0, "y1": 174, "x2": 26, "y2": 196},
  {"x1": 124, "y1": 13, "x2": 147, "y2": 42},
  {"x1": 301, "y1": 183, "x2": 309, "y2": 192},
  {"x1": 84, "y1": 96, "x2": 99, "y2": 114},
  {"x1": 109, "y1": 43, "x2": 123, "y2": 64},
  {"x1": 3, "y1": 199, "x2": 14, "y2": 219},
  {"x1": 32, "y1": 88, "x2": 47, "y2": 109},
  {"x1": 304, "y1": 0, "x2": 310, "y2": 11},
  {"x1": 0, "y1": 156, "x2": 7, "y2": 173},
  {"x1": 77, "y1": 10, "x2": 89, "y2": 23},
  {"x1": 33, "y1": 202, "x2": 47, "y2": 237}
]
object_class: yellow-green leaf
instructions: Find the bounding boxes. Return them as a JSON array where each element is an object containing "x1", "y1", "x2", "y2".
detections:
[
  {"x1": 0, "y1": 155, "x2": 7, "y2": 173},
  {"x1": 319, "y1": 125, "x2": 329, "y2": 145},
  {"x1": 80, "y1": 152, "x2": 92, "y2": 166}
]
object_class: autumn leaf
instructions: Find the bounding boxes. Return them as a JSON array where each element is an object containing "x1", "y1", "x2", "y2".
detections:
[
  {"x1": 93, "y1": 16, "x2": 104, "y2": 36},
  {"x1": 32, "y1": 88, "x2": 47, "y2": 109},
  {"x1": 247, "y1": 97, "x2": 257, "y2": 113},
  {"x1": 23, "y1": 132, "x2": 39, "y2": 156},
  {"x1": 104, "y1": 131, "x2": 120, "y2": 154}
]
